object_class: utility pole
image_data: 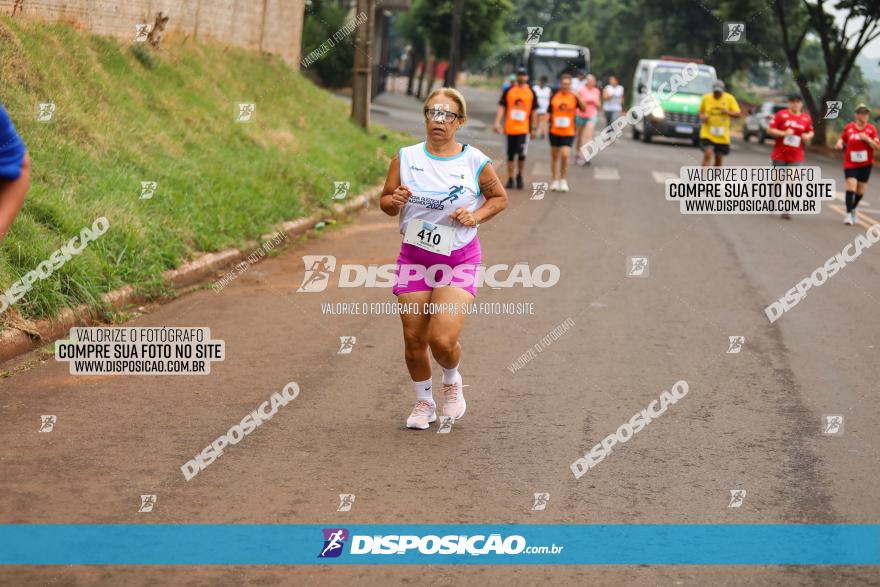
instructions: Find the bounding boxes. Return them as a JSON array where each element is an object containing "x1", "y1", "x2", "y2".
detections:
[
  {"x1": 351, "y1": 0, "x2": 374, "y2": 129},
  {"x1": 445, "y1": 0, "x2": 463, "y2": 87}
]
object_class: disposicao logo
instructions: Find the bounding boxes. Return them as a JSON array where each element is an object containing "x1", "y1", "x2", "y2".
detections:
[{"x1": 319, "y1": 528, "x2": 349, "y2": 558}]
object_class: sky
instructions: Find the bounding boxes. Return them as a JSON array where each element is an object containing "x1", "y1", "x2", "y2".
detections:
[{"x1": 830, "y1": 5, "x2": 880, "y2": 60}]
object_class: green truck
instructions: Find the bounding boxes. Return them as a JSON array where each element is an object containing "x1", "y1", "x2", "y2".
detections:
[{"x1": 630, "y1": 57, "x2": 718, "y2": 145}]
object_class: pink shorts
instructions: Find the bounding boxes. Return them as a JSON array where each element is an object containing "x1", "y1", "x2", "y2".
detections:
[{"x1": 392, "y1": 235, "x2": 481, "y2": 298}]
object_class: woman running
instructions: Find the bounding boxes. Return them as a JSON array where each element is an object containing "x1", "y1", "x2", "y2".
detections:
[
  {"x1": 574, "y1": 74, "x2": 600, "y2": 166},
  {"x1": 380, "y1": 88, "x2": 508, "y2": 429},
  {"x1": 834, "y1": 103, "x2": 879, "y2": 226},
  {"x1": 0, "y1": 103, "x2": 29, "y2": 241}
]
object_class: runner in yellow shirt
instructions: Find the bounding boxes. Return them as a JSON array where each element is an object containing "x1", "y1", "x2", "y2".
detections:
[{"x1": 698, "y1": 80, "x2": 741, "y2": 167}]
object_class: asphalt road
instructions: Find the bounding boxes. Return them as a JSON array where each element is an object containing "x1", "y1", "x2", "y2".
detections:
[{"x1": 1, "y1": 86, "x2": 878, "y2": 585}]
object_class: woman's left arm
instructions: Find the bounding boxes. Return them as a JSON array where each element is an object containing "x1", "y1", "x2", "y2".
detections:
[
  {"x1": 474, "y1": 162, "x2": 508, "y2": 224},
  {"x1": 448, "y1": 162, "x2": 508, "y2": 227}
]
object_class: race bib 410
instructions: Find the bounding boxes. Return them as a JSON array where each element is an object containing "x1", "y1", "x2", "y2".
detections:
[{"x1": 404, "y1": 220, "x2": 454, "y2": 256}]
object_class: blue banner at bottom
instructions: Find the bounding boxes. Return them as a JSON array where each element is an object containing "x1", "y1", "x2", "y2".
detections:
[{"x1": 0, "y1": 524, "x2": 878, "y2": 565}]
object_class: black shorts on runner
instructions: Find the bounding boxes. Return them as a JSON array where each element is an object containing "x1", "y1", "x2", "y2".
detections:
[
  {"x1": 548, "y1": 134, "x2": 574, "y2": 148},
  {"x1": 700, "y1": 139, "x2": 730, "y2": 155},
  {"x1": 507, "y1": 134, "x2": 529, "y2": 161},
  {"x1": 844, "y1": 166, "x2": 872, "y2": 183}
]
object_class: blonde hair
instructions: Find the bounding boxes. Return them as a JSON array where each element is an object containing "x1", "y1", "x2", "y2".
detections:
[{"x1": 423, "y1": 87, "x2": 468, "y2": 122}]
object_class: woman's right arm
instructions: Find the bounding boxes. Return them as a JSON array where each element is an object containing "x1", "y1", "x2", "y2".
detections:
[{"x1": 380, "y1": 154, "x2": 411, "y2": 216}]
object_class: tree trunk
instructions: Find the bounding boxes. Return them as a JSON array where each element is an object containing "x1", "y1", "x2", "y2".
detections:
[
  {"x1": 416, "y1": 60, "x2": 426, "y2": 99},
  {"x1": 812, "y1": 117, "x2": 828, "y2": 148},
  {"x1": 405, "y1": 48, "x2": 416, "y2": 96},
  {"x1": 806, "y1": 87, "x2": 837, "y2": 149},
  {"x1": 425, "y1": 56, "x2": 437, "y2": 96},
  {"x1": 416, "y1": 38, "x2": 430, "y2": 99}
]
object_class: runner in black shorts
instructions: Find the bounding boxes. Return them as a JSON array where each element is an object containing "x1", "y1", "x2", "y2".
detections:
[
  {"x1": 495, "y1": 67, "x2": 537, "y2": 189},
  {"x1": 547, "y1": 74, "x2": 585, "y2": 192},
  {"x1": 549, "y1": 135, "x2": 574, "y2": 148},
  {"x1": 507, "y1": 134, "x2": 529, "y2": 159},
  {"x1": 697, "y1": 80, "x2": 740, "y2": 166},
  {"x1": 698, "y1": 139, "x2": 730, "y2": 156},
  {"x1": 844, "y1": 166, "x2": 872, "y2": 183},
  {"x1": 835, "y1": 103, "x2": 879, "y2": 225}
]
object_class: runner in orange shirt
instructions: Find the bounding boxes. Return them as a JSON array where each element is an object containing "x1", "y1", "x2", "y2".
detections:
[
  {"x1": 547, "y1": 74, "x2": 586, "y2": 192},
  {"x1": 494, "y1": 67, "x2": 538, "y2": 190}
]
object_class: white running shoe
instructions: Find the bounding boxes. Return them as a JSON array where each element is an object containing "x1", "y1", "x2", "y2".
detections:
[
  {"x1": 844, "y1": 212, "x2": 854, "y2": 225},
  {"x1": 442, "y1": 380, "x2": 466, "y2": 420},
  {"x1": 549, "y1": 179, "x2": 560, "y2": 191},
  {"x1": 559, "y1": 179, "x2": 570, "y2": 192},
  {"x1": 406, "y1": 400, "x2": 437, "y2": 430}
]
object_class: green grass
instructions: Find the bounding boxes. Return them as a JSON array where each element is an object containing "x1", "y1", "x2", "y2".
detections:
[{"x1": 0, "y1": 19, "x2": 407, "y2": 325}]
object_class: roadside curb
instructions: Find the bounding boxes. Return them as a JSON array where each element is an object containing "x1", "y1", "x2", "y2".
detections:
[{"x1": 0, "y1": 185, "x2": 383, "y2": 364}]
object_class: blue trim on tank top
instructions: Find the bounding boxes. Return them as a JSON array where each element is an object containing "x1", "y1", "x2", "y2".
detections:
[
  {"x1": 422, "y1": 142, "x2": 468, "y2": 161},
  {"x1": 474, "y1": 158, "x2": 491, "y2": 196}
]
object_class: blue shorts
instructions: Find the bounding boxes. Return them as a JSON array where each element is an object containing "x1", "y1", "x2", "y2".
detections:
[
  {"x1": 575, "y1": 115, "x2": 597, "y2": 126},
  {"x1": 0, "y1": 104, "x2": 26, "y2": 181}
]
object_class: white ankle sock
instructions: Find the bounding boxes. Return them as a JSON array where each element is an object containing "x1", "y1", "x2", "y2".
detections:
[
  {"x1": 441, "y1": 363, "x2": 460, "y2": 385},
  {"x1": 413, "y1": 378, "x2": 434, "y2": 403}
]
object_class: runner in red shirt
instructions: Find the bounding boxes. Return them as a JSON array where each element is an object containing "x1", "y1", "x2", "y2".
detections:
[
  {"x1": 834, "y1": 103, "x2": 880, "y2": 225},
  {"x1": 766, "y1": 94, "x2": 815, "y2": 219}
]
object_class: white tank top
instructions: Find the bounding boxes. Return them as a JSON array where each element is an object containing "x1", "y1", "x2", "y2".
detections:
[{"x1": 398, "y1": 142, "x2": 492, "y2": 251}]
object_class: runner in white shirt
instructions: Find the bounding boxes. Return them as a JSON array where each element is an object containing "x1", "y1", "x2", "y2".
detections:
[
  {"x1": 533, "y1": 76, "x2": 552, "y2": 139},
  {"x1": 380, "y1": 88, "x2": 508, "y2": 430},
  {"x1": 570, "y1": 71, "x2": 586, "y2": 93},
  {"x1": 602, "y1": 75, "x2": 625, "y2": 127}
]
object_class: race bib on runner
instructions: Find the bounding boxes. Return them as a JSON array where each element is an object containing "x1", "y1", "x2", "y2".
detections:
[
  {"x1": 850, "y1": 150, "x2": 869, "y2": 163},
  {"x1": 510, "y1": 109, "x2": 527, "y2": 121},
  {"x1": 554, "y1": 116, "x2": 571, "y2": 128},
  {"x1": 783, "y1": 134, "x2": 801, "y2": 147},
  {"x1": 709, "y1": 126, "x2": 725, "y2": 137},
  {"x1": 404, "y1": 220, "x2": 454, "y2": 256}
]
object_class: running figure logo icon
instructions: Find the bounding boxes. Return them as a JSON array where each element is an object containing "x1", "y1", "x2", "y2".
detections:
[
  {"x1": 138, "y1": 494, "x2": 157, "y2": 513},
  {"x1": 530, "y1": 492, "x2": 550, "y2": 511},
  {"x1": 727, "y1": 489, "x2": 746, "y2": 508},
  {"x1": 332, "y1": 181, "x2": 350, "y2": 200},
  {"x1": 337, "y1": 336, "x2": 356, "y2": 355},
  {"x1": 140, "y1": 181, "x2": 158, "y2": 200},
  {"x1": 236, "y1": 103, "x2": 256, "y2": 123},
  {"x1": 337, "y1": 494, "x2": 356, "y2": 512},
  {"x1": 525, "y1": 27, "x2": 543, "y2": 46},
  {"x1": 437, "y1": 185, "x2": 465, "y2": 205},
  {"x1": 318, "y1": 528, "x2": 349, "y2": 558},
  {"x1": 38, "y1": 415, "x2": 57, "y2": 433},
  {"x1": 437, "y1": 415, "x2": 454, "y2": 434},
  {"x1": 37, "y1": 102, "x2": 56, "y2": 122},
  {"x1": 134, "y1": 23, "x2": 151, "y2": 42},
  {"x1": 627, "y1": 256, "x2": 649, "y2": 277},
  {"x1": 723, "y1": 22, "x2": 745, "y2": 43},
  {"x1": 297, "y1": 255, "x2": 337, "y2": 292},
  {"x1": 727, "y1": 336, "x2": 745, "y2": 354},
  {"x1": 824, "y1": 101, "x2": 842, "y2": 120},
  {"x1": 822, "y1": 415, "x2": 844, "y2": 435},
  {"x1": 531, "y1": 182, "x2": 548, "y2": 200}
]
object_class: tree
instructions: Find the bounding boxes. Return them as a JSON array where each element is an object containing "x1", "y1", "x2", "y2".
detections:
[
  {"x1": 546, "y1": 0, "x2": 786, "y2": 90},
  {"x1": 301, "y1": 0, "x2": 357, "y2": 88},
  {"x1": 410, "y1": 0, "x2": 513, "y2": 65},
  {"x1": 774, "y1": 0, "x2": 880, "y2": 146}
]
